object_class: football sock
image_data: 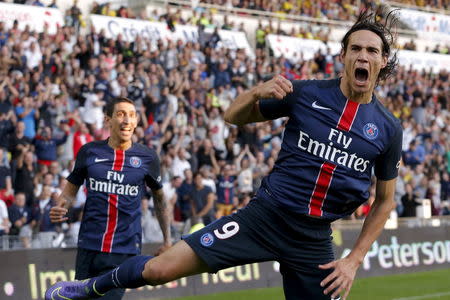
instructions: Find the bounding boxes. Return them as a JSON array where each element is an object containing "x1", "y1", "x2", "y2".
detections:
[{"x1": 89, "y1": 255, "x2": 153, "y2": 297}]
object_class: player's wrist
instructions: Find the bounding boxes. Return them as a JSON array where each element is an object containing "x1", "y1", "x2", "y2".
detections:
[
  {"x1": 249, "y1": 86, "x2": 261, "y2": 101},
  {"x1": 347, "y1": 251, "x2": 364, "y2": 266}
]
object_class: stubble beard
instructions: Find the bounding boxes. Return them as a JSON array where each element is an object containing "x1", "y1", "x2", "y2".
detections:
[{"x1": 347, "y1": 80, "x2": 374, "y2": 104}]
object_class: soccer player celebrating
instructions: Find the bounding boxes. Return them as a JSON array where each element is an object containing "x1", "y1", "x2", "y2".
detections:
[
  {"x1": 48, "y1": 97, "x2": 171, "y2": 299},
  {"x1": 46, "y1": 9, "x2": 402, "y2": 300}
]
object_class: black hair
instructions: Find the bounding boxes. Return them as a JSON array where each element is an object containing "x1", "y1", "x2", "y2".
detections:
[
  {"x1": 341, "y1": 8, "x2": 399, "y2": 82},
  {"x1": 105, "y1": 97, "x2": 135, "y2": 117}
]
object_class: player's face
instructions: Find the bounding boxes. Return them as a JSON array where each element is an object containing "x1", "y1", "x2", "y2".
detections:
[
  {"x1": 341, "y1": 30, "x2": 388, "y2": 95},
  {"x1": 107, "y1": 102, "x2": 138, "y2": 144}
]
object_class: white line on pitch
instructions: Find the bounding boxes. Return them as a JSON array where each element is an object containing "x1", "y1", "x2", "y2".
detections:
[{"x1": 393, "y1": 291, "x2": 450, "y2": 300}]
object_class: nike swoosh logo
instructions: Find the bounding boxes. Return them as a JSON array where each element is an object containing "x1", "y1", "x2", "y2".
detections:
[
  {"x1": 312, "y1": 101, "x2": 331, "y2": 110},
  {"x1": 52, "y1": 287, "x2": 71, "y2": 300},
  {"x1": 94, "y1": 158, "x2": 109, "y2": 163}
]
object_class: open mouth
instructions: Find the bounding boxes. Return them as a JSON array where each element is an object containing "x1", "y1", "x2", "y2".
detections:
[
  {"x1": 355, "y1": 68, "x2": 369, "y2": 84},
  {"x1": 120, "y1": 128, "x2": 132, "y2": 134}
]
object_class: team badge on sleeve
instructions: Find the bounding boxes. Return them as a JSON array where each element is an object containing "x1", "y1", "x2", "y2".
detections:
[
  {"x1": 363, "y1": 123, "x2": 379, "y2": 140},
  {"x1": 200, "y1": 233, "x2": 215, "y2": 247},
  {"x1": 130, "y1": 156, "x2": 142, "y2": 168}
]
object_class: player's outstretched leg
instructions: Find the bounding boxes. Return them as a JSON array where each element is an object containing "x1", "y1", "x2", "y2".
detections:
[
  {"x1": 45, "y1": 255, "x2": 152, "y2": 300},
  {"x1": 45, "y1": 241, "x2": 210, "y2": 300}
]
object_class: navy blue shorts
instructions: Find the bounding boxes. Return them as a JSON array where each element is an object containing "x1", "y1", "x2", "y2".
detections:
[
  {"x1": 75, "y1": 248, "x2": 134, "y2": 300},
  {"x1": 184, "y1": 198, "x2": 337, "y2": 300}
]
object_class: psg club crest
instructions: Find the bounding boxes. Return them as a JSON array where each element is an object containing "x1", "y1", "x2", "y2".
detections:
[
  {"x1": 200, "y1": 233, "x2": 214, "y2": 247},
  {"x1": 130, "y1": 156, "x2": 142, "y2": 168},
  {"x1": 363, "y1": 123, "x2": 379, "y2": 140}
]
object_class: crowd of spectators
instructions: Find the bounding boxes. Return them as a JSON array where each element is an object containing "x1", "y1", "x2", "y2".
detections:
[
  {"x1": 87, "y1": 1, "x2": 450, "y2": 53},
  {"x1": 394, "y1": 0, "x2": 448, "y2": 10},
  {"x1": 10, "y1": 0, "x2": 448, "y2": 14},
  {"x1": 0, "y1": 1, "x2": 448, "y2": 250},
  {"x1": 199, "y1": 0, "x2": 448, "y2": 18},
  {"x1": 401, "y1": 39, "x2": 450, "y2": 55},
  {"x1": 11, "y1": 0, "x2": 448, "y2": 50},
  {"x1": 200, "y1": 0, "x2": 370, "y2": 21}
]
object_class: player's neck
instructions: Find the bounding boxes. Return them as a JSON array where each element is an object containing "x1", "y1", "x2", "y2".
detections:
[
  {"x1": 108, "y1": 138, "x2": 132, "y2": 151},
  {"x1": 339, "y1": 77, "x2": 373, "y2": 104},
  {"x1": 348, "y1": 91, "x2": 372, "y2": 104}
]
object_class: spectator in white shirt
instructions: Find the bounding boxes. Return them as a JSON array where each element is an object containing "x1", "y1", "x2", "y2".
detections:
[
  {"x1": 0, "y1": 198, "x2": 10, "y2": 236},
  {"x1": 236, "y1": 145, "x2": 256, "y2": 195},
  {"x1": 24, "y1": 42, "x2": 42, "y2": 70},
  {"x1": 80, "y1": 89, "x2": 106, "y2": 130}
]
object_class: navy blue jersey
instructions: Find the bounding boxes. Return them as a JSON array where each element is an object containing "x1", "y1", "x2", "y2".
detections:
[
  {"x1": 67, "y1": 140, "x2": 162, "y2": 254},
  {"x1": 257, "y1": 78, "x2": 402, "y2": 220}
]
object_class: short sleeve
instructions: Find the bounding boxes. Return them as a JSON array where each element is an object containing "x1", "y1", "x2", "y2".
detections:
[
  {"x1": 145, "y1": 150, "x2": 163, "y2": 190},
  {"x1": 374, "y1": 124, "x2": 403, "y2": 181},
  {"x1": 67, "y1": 145, "x2": 88, "y2": 186},
  {"x1": 258, "y1": 80, "x2": 304, "y2": 120},
  {"x1": 1, "y1": 166, "x2": 11, "y2": 179},
  {"x1": 205, "y1": 186, "x2": 213, "y2": 195}
]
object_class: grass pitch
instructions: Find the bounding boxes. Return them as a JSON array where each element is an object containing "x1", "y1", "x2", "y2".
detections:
[{"x1": 171, "y1": 268, "x2": 450, "y2": 300}]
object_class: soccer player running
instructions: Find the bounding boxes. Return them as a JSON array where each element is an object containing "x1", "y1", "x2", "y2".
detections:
[
  {"x1": 48, "y1": 97, "x2": 171, "y2": 299},
  {"x1": 46, "y1": 10, "x2": 402, "y2": 300}
]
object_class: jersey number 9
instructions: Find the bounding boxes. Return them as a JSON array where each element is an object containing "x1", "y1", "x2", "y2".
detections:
[{"x1": 214, "y1": 221, "x2": 240, "y2": 239}]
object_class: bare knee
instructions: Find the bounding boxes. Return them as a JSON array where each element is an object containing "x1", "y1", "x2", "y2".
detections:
[
  {"x1": 142, "y1": 255, "x2": 198, "y2": 286},
  {"x1": 141, "y1": 240, "x2": 210, "y2": 286},
  {"x1": 142, "y1": 260, "x2": 172, "y2": 286}
]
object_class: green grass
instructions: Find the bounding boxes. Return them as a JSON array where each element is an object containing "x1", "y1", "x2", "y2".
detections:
[{"x1": 170, "y1": 268, "x2": 450, "y2": 300}]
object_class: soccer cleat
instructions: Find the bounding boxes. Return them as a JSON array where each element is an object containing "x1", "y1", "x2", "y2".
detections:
[{"x1": 45, "y1": 279, "x2": 104, "y2": 300}]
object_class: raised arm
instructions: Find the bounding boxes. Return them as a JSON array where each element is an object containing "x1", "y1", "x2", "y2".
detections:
[
  {"x1": 245, "y1": 145, "x2": 256, "y2": 166},
  {"x1": 210, "y1": 148, "x2": 220, "y2": 175},
  {"x1": 234, "y1": 147, "x2": 246, "y2": 172},
  {"x1": 138, "y1": 107, "x2": 148, "y2": 129},
  {"x1": 16, "y1": 147, "x2": 29, "y2": 169},
  {"x1": 6, "y1": 78, "x2": 19, "y2": 98},
  {"x1": 173, "y1": 126, "x2": 186, "y2": 154},
  {"x1": 224, "y1": 75, "x2": 293, "y2": 126},
  {"x1": 160, "y1": 103, "x2": 174, "y2": 133},
  {"x1": 5, "y1": 176, "x2": 13, "y2": 196},
  {"x1": 152, "y1": 187, "x2": 172, "y2": 254}
]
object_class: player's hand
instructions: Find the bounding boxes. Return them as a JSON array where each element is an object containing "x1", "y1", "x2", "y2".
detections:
[
  {"x1": 319, "y1": 256, "x2": 360, "y2": 300},
  {"x1": 155, "y1": 242, "x2": 172, "y2": 256},
  {"x1": 254, "y1": 75, "x2": 293, "y2": 100},
  {"x1": 49, "y1": 199, "x2": 69, "y2": 223}
]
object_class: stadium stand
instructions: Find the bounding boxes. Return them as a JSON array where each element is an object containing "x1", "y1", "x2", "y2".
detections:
[{"x1": 0, "y1": 0, "x2": 448, "y2": 252}]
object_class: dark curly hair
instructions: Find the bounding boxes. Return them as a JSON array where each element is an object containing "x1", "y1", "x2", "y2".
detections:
[{"x1": 341, "y1": 8, "x2": 399, "y2": 82}]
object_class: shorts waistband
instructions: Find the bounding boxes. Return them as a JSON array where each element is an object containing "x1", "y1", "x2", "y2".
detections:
[
  {"x1": 254, "y1": 197, "x2": 332, "y2": 228},
  {"x1": 296, "y1": 213, "x2": 332, "y2": 226}
]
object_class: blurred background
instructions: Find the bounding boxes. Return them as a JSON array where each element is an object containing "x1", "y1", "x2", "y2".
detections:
[{"x1": 0, "y1": 0, "x2": 448, "y2": 299}]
